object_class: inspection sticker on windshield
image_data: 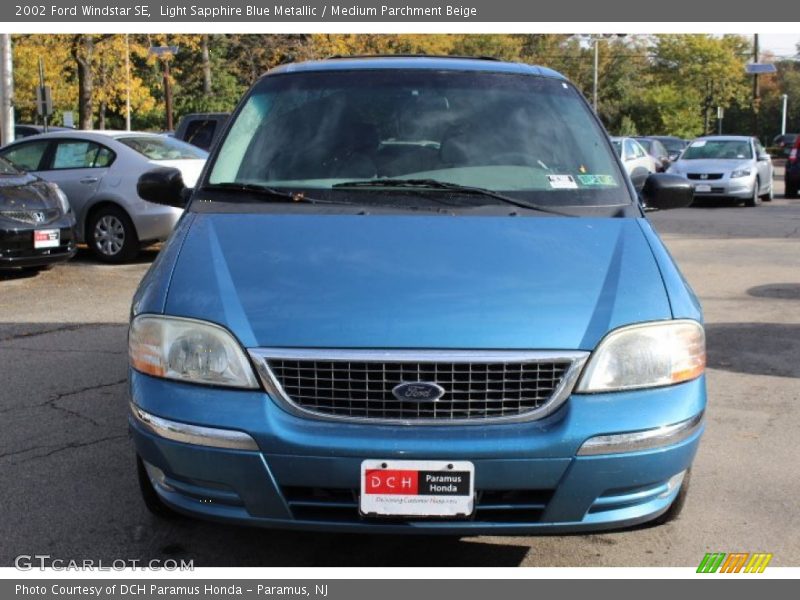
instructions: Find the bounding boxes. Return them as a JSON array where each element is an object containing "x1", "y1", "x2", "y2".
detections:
[
  {"x1": 690, "y1": 140, "x2": 707, "y2": 147},
  {"x1": 360, "y1": 460, "x2": 475, "y2": 518},
  {"x1": 577, "y1": 174, "x2": 617, "y2": 187},
  {"x1": 548, "y1": 174, "x2": 578, "y2": 189}
]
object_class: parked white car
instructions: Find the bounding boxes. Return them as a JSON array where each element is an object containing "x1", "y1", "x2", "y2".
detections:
[
  {"x1": 610, "y1": 136, "x2": 656, "y2": 192},
  {"x1": 0, "y1": 131, "x2": 207, "y2": 262}
]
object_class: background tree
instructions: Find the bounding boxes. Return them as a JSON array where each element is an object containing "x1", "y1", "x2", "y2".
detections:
[
  {"x1": 12, "y1": 35, "x2": 76, "y2": 124},
  {"x1": 649, "y1": 34, "x2": 750, "y2": 137},
  {"x1": 11, "y1": 33, "x2": 784, "y2": 142}
]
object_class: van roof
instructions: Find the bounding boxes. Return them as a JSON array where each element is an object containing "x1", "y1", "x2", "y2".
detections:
[{"x1": 267, "y1": 55, "x2": 567, "y2": 80}]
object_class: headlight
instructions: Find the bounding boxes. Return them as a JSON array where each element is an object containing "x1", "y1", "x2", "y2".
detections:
[
  {"x1": 129, "y1": 315, "x2": 259, "y2": 388},
  {"x1": 730, "y1": 169, "x2": 751, "y2": 178},
  {"x1": 47, "y1": 183, "x2": 71, "y2": 214},
  {"x1": 576, "y1": 320, "x2": 705, "y2": 393}
]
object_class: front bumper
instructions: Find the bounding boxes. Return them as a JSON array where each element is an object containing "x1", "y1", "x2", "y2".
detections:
[
  {"x1": 129, "y1": 371, "x2": 706, "y2": 534},
  {"x1": 690, "y1": 179, "x2": 754, "y2": 200},
  {"x1": 0, "y1": 221, "x2": 76, "y2": 269}
]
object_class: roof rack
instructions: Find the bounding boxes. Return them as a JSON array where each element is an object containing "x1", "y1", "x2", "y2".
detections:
[{"x1": 324, "y1": 54, "x2": 502, "y2": 61}]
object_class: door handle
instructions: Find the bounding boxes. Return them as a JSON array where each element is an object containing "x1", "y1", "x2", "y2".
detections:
[{"x1": 79, "y1": 177, "x2": 98, "y2": 184}]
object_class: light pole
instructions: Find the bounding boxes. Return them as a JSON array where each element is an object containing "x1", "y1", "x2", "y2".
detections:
[
  {"x1": 586, "y1": 34, "x2": 626, "y2": 113},
  {"x1": 149, "y1": 45, "x2": 178, "y2": 132},
  {"x1": 0, "y1": 33, "x2": 14, "y2": 146},
  {"x1": 593, "y1": 38, "x2": 599, "y2": 111},
  {"x1": 125, "y1": 34, "x2": 131, "y2": 131},
  {"x1": 781, "y1": 94, "x2": 788, "y2": 136}
]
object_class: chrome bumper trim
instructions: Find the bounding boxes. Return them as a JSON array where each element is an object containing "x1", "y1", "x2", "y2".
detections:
[
  {"x1": 130, "y1": 403, "x2": 259, "y2": 451},
  {"x1": 577, "y1": 412, "x2": 704, "y2": 456}
]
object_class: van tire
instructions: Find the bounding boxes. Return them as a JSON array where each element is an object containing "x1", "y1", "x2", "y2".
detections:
[
  {"x1": 137, "y1": 456, "x2": 181, "y2": 519},
  {"x1": 652, "y1": 470, "x2": 691, "y2": 526}
]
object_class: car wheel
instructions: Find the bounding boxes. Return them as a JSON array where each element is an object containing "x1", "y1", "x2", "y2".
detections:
[
  {"x1": 760, "y1": 180, "x2": 773, "y2": 202},
  {"x1": 87, "y1": 206, "x2": 139, "y2": 263},
  {"x1": 136, "y1": 456, "x2": 181, "y2": 519},
  {"x1": 745, "y1": 180, "x2": 761, "y2": 207},
  {"x1": 652, "y1": 469, "x2": 692, "y2": 526}
]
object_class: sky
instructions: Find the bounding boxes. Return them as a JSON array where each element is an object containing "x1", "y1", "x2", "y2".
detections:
[{"x1": 759, "y1": 34, "x2": 799, "y2": 60}]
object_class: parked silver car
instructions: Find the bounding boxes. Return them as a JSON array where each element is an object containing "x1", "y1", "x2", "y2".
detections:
[
  {"x1": 0, "y1": 131, "x2": 207, "y2": 261},
  {"x1": 609, "y1": 136, "x2": 656, "y2": 191},
  {"x1": 666, "y1": 136, "x2": 773, "y2": 207}
]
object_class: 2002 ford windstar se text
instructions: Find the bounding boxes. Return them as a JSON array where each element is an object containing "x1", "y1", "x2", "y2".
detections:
[{"x1": 128, "y1": 56, "x2": 706, "y2": 533}]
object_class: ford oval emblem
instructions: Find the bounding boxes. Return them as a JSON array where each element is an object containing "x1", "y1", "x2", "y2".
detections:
[{"x1": 392, "y1": 382, "x2": 446, "y2": 402}]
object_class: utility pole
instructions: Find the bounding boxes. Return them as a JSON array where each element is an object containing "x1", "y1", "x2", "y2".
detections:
[
  {"x1": 0, "y1": 33, "x2": 14, "y2": 146},
  {"x1": 149, "y1": 45, "x2": 178, "y2": 132},
  {"x1": 201, "y1": 34, "x2": 212, "y2": 96},
  {"x1": 753, "y1": 33, "x2": 760, "y2": 140},
  {"x1": 593, "y1": 38, "x2": 599, "y2": 111},
  {"x1": 38, "y1": 58, "x2": 47, "y2": 133},
  {"x1": 163, "y1": 59, "x2": 173, "y2": 131},
  {"x1": 124, "y1": 34, "x2": 131, "y2": 131}
]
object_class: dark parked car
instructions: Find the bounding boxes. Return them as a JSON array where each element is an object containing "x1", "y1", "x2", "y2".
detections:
[
  {"x1": 784, "y1": 135, "x2": 800, "y2": 198},
  {"x1": 634, "y1": 137, "x2": 672, "y2": 172},
  {"x1": 0, "y1": 156, "x2": 76, "y2": 270},
  {"x1": 643, "y1": 136, "x2": 687, "y2": 162},
  {"x1": 14, "y1": 124, "x2": 73, "y2": 139},
  {"x1": 173, "y1": 113, "x2": 229, "y2": 151},
  {"x1": 772, "y1": 133, "x2": 798, "y2": 158}
]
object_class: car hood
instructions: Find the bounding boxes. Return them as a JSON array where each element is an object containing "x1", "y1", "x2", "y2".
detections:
[
  {"x1": 0, "y1": 173, "x2": 59, "y2": 209},
  {"x1": 673, "y1": 158, "x2": 752, "y2": 173},
  {"x1": 164, "y1": 214, "x2": 672, "y2": 350},
  {"x1": 150, "y1": 159, "x2": 206, "y2": 187}
]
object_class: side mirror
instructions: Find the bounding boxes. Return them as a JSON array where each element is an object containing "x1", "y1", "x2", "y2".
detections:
[
  {"x1": 758, "y1": 154, "x2": 771, "y2": 162},
  {"x1": 641, "y1": 173, "x2": 693, "y2": 210},
  {"x1": 137, "y1": 167, "x2": 190, "y2": 209}
]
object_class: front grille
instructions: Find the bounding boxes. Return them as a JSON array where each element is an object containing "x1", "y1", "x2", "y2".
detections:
[
  {"x1": 687, "y1": 173, "x2": 723, "y2": 180},
  {"x1": 283, "y1": 486, "x2": 553, "y2": 523},
  {"x1": 0, "y1": 208, "x2": 60, "y2": 225},
  {"x1": 252, "y1": 350, "x2": 586, "y2": 423}
]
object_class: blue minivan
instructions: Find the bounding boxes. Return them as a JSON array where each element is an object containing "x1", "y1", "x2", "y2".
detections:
[{"x1": 129, "y1": 57, "x2": 706, "y2": 533}]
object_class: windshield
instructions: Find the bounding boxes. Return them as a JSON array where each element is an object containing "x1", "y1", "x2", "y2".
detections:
[
  {"x1": 656, "y1": 138, "x2": 685, "y2": 154},
  {"x1": 0, "y1": 156, "x2": 21, "y2": 175},
  {"x1": 208, "y1": 69, "x2": 631, "y2": 207},
  {"x1": 682, "y1": 139, "x2": 752, "y2": 160},
  {"x1": 118, "y1": 136, "x2": 208, "y2": 160}
]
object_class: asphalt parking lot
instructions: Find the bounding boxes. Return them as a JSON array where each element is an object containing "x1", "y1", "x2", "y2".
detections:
[{"x1": 1, "y1": 170, "x2": 799, "y2": 568}]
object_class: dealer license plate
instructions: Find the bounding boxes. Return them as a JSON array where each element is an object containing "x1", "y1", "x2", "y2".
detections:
[
  {"x1": 360, "y1": 460, "x2": 475, "y2": 518},
  {"x1": 695, "y1": 184, "x2": 712, "y2": 193},
  {"x1": 34, "y1": 229, "x2": 60, "y2": 249}
]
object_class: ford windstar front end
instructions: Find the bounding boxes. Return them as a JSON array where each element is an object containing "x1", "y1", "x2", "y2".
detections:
[{"x1": 128, "y1": 57, "x2": 705, "y2": 534}]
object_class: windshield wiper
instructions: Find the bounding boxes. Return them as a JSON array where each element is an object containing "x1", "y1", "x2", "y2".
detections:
[
  {"x1": 333, "y1": 178, "x2": 575, "y2": 217},
  {"x1": 202, "y1": 182, "x2": 350, "y2": 206},
  {"x1": 204, "y1": 181, "x2": 458, "y2": 212}
]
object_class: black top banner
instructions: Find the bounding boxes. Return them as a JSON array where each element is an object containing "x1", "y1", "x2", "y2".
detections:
[{"x1": 1, "y1": 0, "x2": 784, "y2": 22}]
